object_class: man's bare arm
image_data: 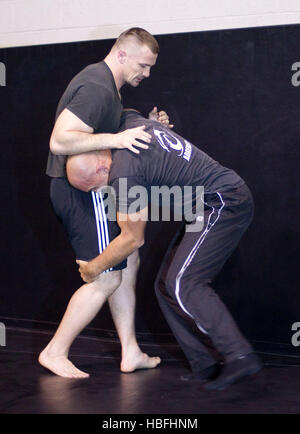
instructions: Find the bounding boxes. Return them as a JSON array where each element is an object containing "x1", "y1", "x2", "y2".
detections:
[
  {"x1": 50, "y1": 108, "x2": 151, "y2": 155},
  {"x1": 77, "y1": 207, "x2": 148, "y2": 283}
]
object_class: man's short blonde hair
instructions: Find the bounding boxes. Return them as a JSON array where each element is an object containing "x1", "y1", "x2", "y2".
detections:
[{"x1": 116, "y1": 27, "x2": 159, "y2": 55}]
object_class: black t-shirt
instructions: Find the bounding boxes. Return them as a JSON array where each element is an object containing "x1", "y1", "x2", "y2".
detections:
[
  {"x1": 46, "y1": 61, "x2": 122, "y2": 177},
  {"x1": 109, "y1": 111, "x2": 244, "y2": 216}
]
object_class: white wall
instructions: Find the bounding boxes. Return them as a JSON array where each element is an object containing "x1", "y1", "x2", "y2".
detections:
[{"x1": 1, "y1": 0, "x2": 300, "y2": 48}]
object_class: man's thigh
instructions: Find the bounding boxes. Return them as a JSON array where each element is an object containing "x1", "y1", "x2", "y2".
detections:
[
  {"x1": 167, "y1": 187, "x2": 253, "y2": 285},
  {"x1": 50, "y1": 177, "x2": 127, "y2": 271}
]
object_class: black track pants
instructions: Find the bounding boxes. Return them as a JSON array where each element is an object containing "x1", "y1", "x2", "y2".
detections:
[{"x1": 155, "y1": 183, "x2": 254, "y2": 369}]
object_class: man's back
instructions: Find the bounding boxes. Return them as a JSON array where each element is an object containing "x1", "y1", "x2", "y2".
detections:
[{"x1": 109, "y1": 111, "x2": 244, "y2": 209}]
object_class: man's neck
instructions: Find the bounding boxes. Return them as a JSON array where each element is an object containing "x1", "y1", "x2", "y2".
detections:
[{"x1": 104, "y1": 55, "x2": 124, "y2": 94}]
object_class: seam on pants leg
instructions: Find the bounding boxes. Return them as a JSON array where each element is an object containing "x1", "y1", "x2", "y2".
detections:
[{"x1": 175, "y1": 192, "x2": 225, "y2": 334}]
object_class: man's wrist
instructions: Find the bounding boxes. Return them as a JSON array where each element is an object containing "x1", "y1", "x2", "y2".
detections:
[
  {"x1": 89, "y1": 258, "x2": 101, "y2": 278},
  {"x1": 94, "y1": 132, "x2": 116, "y2": 150},
  {"x1": 106, "y1": 132, "x2": 118, "y2": 149}
]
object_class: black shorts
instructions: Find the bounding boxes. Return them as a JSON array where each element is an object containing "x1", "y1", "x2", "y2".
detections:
[{"x1": 50, "y1": 177, "x2": 127, "y2": 271}]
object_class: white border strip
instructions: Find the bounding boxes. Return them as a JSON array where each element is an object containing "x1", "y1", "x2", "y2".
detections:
[{"x1": 1, "y1": 14, "x2": 300, "y2": 48}]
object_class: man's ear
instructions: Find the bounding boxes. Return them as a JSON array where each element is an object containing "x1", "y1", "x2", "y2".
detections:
[
  {"x1": 117, "y1": 49, "x2": 127, "y2": 64},
  {"x1": 96, "y1": 166, "x2": 109, "y2": 175}
]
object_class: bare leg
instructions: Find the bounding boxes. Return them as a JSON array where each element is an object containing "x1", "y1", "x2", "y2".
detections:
[
  {"x1": 108, "y1": 250, "x2": 161, "y2": 373},
  {"x1": 39, "y1": 270, "x2": 121, "y2": 378}
]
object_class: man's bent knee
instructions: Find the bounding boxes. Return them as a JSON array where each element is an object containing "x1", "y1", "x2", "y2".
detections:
[
  {"x1": 92, "y1": 270, "x2": 122, "y2": 297},
  {"x1": 127, "y1": 250, "x2": 140, "y2": 271}
]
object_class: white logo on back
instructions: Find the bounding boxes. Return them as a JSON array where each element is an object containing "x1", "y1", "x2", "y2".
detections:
[{"x1": 153, "y1": 128, "x2": 192, "y2": 161}]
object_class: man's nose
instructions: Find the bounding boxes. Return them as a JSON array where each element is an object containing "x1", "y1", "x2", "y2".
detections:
[{"x1": 143, "y1": 67, "x2": 151, "y2": 78}]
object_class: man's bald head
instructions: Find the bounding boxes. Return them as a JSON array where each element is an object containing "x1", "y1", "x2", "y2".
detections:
[{"x1": 66, "y1": 150, "x2": 112, "y2": 193}]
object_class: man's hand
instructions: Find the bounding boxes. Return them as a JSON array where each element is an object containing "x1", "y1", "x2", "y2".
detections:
[
  {"x1": 113, "y1": 126, "x2": 151, "y2": 154},
  {"x1": 76, "y1": 259, "x2": 99, "y2": 283},
  {"x1": 148, "y1": 106, "x2": 174, "y2": 128}
]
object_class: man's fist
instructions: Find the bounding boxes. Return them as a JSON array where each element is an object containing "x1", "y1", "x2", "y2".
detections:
[{"x1": 148, "y1": 106, "x2": 174, "y2": 128}]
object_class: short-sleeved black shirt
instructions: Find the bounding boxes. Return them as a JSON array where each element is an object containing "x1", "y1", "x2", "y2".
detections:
[
  {"x1": 109, "y1": 111, "x2": 244, "y2": 215},
  {"x1": 46, "y1": 61, "x2": 122, "y2": 177}
]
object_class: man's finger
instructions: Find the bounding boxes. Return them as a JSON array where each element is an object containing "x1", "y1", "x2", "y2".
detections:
[
  {"x1": 135, "y1": 131, "x2": 151, "y2": 142},
  {"x1": 134, "y1": 142, "x2": 149, "y2": 149},
  {"x1": 134, "y1": 126, "x2": 151, "y2": 134},
  {"x1": 134, "y1": 125, "x2": 151, "y2": 136},
  {"x1": 149, "y1": 106, "x2": 158, "y2": 115},
  {"x1": 134, "y1": 125, "x2": 146, "y2": 131},
  {"x1": 136, "y1": 136, "x2": 151, "y2": 144},
  {"x1": 134, "y1": 137, "x2": 151, "y2": 144},
  {"x1": 128, "y1": 145, "x2": 140, "y2": 154},
  {"x1": 158, "y1": 110, "x2": 168, "y2": 118}
]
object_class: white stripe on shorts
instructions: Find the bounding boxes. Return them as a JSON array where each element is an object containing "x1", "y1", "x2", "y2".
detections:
[{"x1": 91, "y1": 191, "x2": 112, "y2": 272}]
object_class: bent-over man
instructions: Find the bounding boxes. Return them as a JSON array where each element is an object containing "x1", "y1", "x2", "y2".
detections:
[{"x1": 72, "y1": 110, "x2": 262, "y2": 390}]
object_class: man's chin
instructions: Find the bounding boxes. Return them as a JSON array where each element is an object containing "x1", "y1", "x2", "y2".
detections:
[{"x1": 129, "y1": 79, "x2": 142, "y2": 87}]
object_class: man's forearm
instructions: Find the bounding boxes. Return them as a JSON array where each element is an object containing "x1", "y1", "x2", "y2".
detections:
[
  {"x1": 89, "y1": 233, "x2": 143, "y2": 276},
  {"x1": 50, "y1": 130, "x2": 116, "y2": 155},
  {"x1": 77, "y1": 211, "x2": 147, "y2": 283}
]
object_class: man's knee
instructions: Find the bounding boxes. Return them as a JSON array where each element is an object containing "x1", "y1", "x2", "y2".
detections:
[
  {"x1": 127, "y1": 250, "x2": 140, "y2": 272},
  {"x1": 92, "y1": 270, "x2": 122, "y2": 296},
  {"x1": 166, "y1": 269, "x2": 212, "y2": 301},
  {"x1": 120, "y1": 250, "x2": 140, "y2": 284},
  {"x1": 157, "y1": 268, "x2": 177, "y2": 299}
]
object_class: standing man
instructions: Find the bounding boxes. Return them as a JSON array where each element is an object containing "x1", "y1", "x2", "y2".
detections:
[
  {"x1": 40, "y1": 28, "x2": 170, "y2": 378},
  {"x1": 75, "y1": 109, "x2": 262, "y2": 391}
]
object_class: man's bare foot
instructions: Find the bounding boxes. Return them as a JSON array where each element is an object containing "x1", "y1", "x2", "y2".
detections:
[
  {"x1": 120, "y1": 352, "x2": 161, "y2": 373},
  {"x1": 38, "y1": 348, "x2": 90, "y2": 379}
]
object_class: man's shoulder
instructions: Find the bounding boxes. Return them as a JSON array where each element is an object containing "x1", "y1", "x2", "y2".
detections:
[
  {"x1": 109, "y1": 150, "x2": 136, "y2": 180},
  {"x1": 69, "y1": 62, "x2": 115, "y2": 94},
  {"x1": 75, "y1": 61, "x2": 106, "y2": 78},
  {"x1": 111, "y1": 149, "x2": 135, "y2": 166}
]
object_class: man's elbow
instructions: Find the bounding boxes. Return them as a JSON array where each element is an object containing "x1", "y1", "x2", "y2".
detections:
[
  {"x1": 126, "y1": 234, "x2": 144, "y2": 251},
  {"x1": 134, "y1": 237, "x2": 145, "y2": 249},
  {"x1": 49, "y1": 135, "x2": 64, "y2": 155},
  {"x1": 49, "y1": 129, "x2": 70, "y2": 155}
]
